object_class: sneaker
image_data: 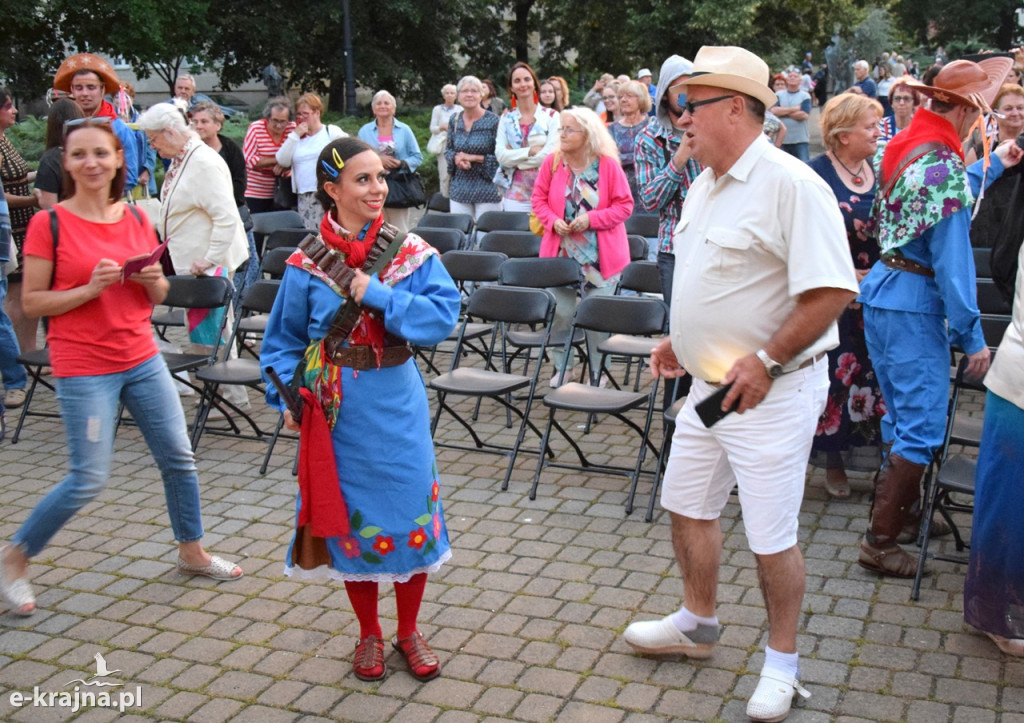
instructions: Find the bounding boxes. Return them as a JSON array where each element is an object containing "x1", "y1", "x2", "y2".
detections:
[
  {"x1": 4, "y1": 388, "x2": 26, "y2": 409},
  {"x1": 746, "y1": 669, "x2": 811, "y2": 722},
  {"x1": 623, "y1": 615, "x2": 719, "y2": 658}
]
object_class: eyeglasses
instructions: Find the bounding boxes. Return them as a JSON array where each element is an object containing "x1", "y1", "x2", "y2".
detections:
[
  {"x1": 62, "y1": 116, "x2": 111, "y2": 139},
  {"x1": 683, "y1": 94, "x2": 736, "y2": 115},
  {"x1": 558, "y1": 127, "x2": 584, "y2": 135}
]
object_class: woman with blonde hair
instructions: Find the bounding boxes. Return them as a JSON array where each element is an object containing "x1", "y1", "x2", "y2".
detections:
[
  {"x1": 429, "y1": 84, "x2": 460, "y2": 196},
  {"x1": 548, "y1": 76, "x2": 571, "y2": 110},
  {"x1": 276, "y1": 92, "x2": 347, "y2": 228},
  {"x1": 608, "y1": 81, "x2": 652, "y2": 204},
  {"x1": 531, "y1": 106, "x2": 632, "y2": 386},
  {"x1": 807, "y1": 92, "x2": 886, "y2": 498}
]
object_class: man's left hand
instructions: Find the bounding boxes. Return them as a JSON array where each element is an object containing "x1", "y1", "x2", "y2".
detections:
[{"x1": 720, "y1": 353, "x2": 772, "y2": 413}]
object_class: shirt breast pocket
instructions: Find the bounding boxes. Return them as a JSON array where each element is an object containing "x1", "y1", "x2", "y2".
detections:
[{"x1": 704, "y1": 227, "x2": 755, "y2": 284}]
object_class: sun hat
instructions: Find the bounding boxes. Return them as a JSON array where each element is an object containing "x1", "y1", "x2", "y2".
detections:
[
  {"x1": 53, "y1": 54, "x2": 121, "y2": 95},
  {"x1": 637, "y1": 68, "x2": 652, "y2": 79},
  {"x1": 676, "y1": 46, "x2": 777, "y2": 108},
  {"x1": 906, "y1": 57, "x2": 1013, "y2": 113}
]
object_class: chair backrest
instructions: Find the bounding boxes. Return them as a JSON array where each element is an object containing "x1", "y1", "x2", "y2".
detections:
[
  {"x1": 617, "y1": 261, "x2": 662, "y2": 295},
  {"x1": 241, "y1": 279, "x2": 282, "y2": 315},
  {"x1": 163, "y1": 275, "x2": 236, "y2": 309},
  {"x1": 479, "y1": 230, "x2": 541, "y2": 258},
  {"x1": 973, "y1": 246, "x2": 991, "y2": 279},
  {"x1": 260, "y1": 246, "x2": 296, "y2": 279},
  {"x1": 499, "y1": 257, "x2": 582, "y2": 289},
  {"x1": 572, "y1": 294, "x2": 668, "y2": 336},
  {"x1": 251, "y1": 209, "x2": 306, "y2": 234},
  {"x1": 977, "y1": 278, "x2": 1012, "y2": 315},
  {"x1": 427, "y1": 192, "x2": 450, "y2": 213},
  {"x1": 413, "y1": 226, "x2": 466, "y2": 254},
  {"x1": 417, "y1": 212, "x2": 474, "y2": 235},
  {"x1": 466, "y1": 285, "x2": 555, "y2": 325},
  {"x1": 627, "y1": 234, "x2": 649, "y2": 262},
  {"x1": 475, "y1": 210, "x2": 532, "y2": 233},
  {"x1": 440, "y1": 250, "x2": 508, "y2": 284},
  {"x1": 624, "y1": 213, "x2": 659, "y2": 239},
  {"x1": 264, "y1": 227, "x2": 313, "y2": 254},
  {"x1": 981, "y1": 313, "x2": 1010, "y2": 349}
]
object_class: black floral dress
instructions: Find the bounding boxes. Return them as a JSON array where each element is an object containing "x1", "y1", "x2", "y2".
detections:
[{"x1": 808, "y1": 154, "x2": 884, "y2": 469}]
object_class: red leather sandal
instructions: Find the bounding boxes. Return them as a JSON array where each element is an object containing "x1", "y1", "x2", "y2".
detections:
[{"x1": 392, "y1": 632, "x2": 440, "y2": 681}]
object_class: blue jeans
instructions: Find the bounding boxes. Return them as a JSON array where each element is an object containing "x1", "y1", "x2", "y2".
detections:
[
  {"x1": 782, "y1": 142, "x2": 810, "y2": 162},
  {"x1": 0, "y1": 274, "x2": 27, "y2": 390},
  {"x1": 12, "y1": 354, "x2": 204, "y2": 558}
]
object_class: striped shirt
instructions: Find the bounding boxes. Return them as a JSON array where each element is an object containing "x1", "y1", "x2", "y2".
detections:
[{"x1": 242, "y1": 119, "x2": 296, "y2": 199}]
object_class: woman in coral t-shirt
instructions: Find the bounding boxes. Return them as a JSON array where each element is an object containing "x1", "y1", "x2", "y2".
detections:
[{"x1": 0, "y1": 119, "x2": 241, "y2": 619}]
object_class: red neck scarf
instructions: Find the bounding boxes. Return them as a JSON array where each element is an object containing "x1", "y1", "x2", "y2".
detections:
[
  {"x1": 319, "y1": 213, "x2": 385, "y2": 269},
  {"x1": 882, "y1": 108, "x2": 965, "y2": 183}
]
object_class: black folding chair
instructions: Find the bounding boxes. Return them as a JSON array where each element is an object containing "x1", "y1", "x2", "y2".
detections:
[
  {"x1": 10, "y1": 349, "x2": 58, "y2": 444},
  {"x1": 479, "y1": 230, "x2": 541, "y2": 258},
  {"x1": 532, "y1": 295, "x2": 668, "y2": 514},
  {"x1": 475, "y1": 210, "x2": 532, "y2": 234},
  {"x1": 429, "y1": 285, "x2": 556, "y2": 490},
  {"x1": 416, "y1": 212, "x2": 474, "y2": 237},
  {"x1": 427, "y1": 192, "x2": 450, "y2": 213},
  {"x1": 190, "y1": 281, "x2": 283, "y2": 471},
  {"x1": 252, "y1": 210, "x2": 307, "y2": 252},
  {"x1": 262, "y1": 227, "x2": 313, "y2": 257},
  {"x1": 624, "y1": 213, "x2": 659, "y2": 239},
  {"x1": 911, "y1": 353, "x2": 990, "y2": 600},
  {"x1": 627, "y1": 235, "x2": 649, "y2": 262},
  {"x1": 413, "y1": 226, "x2": 466, "y2": 254}
]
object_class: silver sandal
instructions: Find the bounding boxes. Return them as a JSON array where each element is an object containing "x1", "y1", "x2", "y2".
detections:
[
  {"x1": 176, "y1": 554, "x2": 243, "y2": 581},
  {"x1": 1, "y1": 546, "x2": 36, "y2": 616}
]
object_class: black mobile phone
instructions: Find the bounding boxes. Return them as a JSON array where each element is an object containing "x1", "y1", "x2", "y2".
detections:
[{"x1": 695, "y1": 382, "x2": 740, "y2": 428}]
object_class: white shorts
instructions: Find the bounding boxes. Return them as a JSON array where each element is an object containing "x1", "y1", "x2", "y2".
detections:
[{"x1": 660, "y1": 360, "x2": 829, "y2": 555}]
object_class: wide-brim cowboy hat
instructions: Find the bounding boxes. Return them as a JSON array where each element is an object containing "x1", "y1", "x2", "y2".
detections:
[
  {"x1": 53, "y1": 54, "x2": 121, "y2": 95},
  {"x1": 905, "y1": 57, "x2": 1013, "y2": 113},
  {"x1": 676, "y1": 46, "x2": 777, "y2": 109}
]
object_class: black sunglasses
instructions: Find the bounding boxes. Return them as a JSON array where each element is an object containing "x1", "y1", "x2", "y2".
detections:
[{"x1": 683, "y1": 94, "x2": 736, "y2": 115}]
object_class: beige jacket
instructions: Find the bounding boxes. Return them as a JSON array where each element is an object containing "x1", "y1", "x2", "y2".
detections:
[{"x1": 158, "y1": 139, "x2": 249, "y2": 274}]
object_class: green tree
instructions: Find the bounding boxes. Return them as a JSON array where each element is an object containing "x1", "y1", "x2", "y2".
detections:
[
  {"x1": 894, "y1": 0, "x2": 1021, "y2": 50},
  {"x1": 0, "y1": 1, "x2": 66, "y2": 98}
]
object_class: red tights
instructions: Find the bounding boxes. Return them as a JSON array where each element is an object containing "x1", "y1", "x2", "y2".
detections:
[{"x1": 344, "y1": 572, "x2": 427, "y2": 640}]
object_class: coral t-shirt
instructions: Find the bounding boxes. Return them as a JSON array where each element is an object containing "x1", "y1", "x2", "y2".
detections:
[{"x1": 23, "y1": 205, "x2": 162, "y2": 377}]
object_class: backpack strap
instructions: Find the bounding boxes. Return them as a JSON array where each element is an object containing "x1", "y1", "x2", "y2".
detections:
[{"x1": 48, "y1": 208, "x2": 59, "y2": 290}]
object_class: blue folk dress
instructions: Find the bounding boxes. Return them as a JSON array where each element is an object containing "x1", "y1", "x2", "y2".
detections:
[{"x1": 261, "y1": 225, "x2": 461, "y2": 582}]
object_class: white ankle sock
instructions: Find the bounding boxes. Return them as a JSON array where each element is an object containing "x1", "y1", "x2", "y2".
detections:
[
  {"x1": 763, "y1": 645, "x2": 799, "y2": 680},
  {"x1": 669, "y1": 606, "x2": 718, "y2": 632}
]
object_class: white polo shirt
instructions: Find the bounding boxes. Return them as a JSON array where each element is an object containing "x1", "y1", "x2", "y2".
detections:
[{"x1": 670, "y1": 133, "x2": 858, "y2": 382}]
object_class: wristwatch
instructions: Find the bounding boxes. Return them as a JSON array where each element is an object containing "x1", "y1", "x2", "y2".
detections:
[{"x1": 756, "y1": 349, "x2": 784, "y2": 379}]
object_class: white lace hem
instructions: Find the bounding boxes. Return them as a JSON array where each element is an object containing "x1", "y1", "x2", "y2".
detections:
[{"x1": 282, "y1": 548, "x2": 452, "y2": 584}]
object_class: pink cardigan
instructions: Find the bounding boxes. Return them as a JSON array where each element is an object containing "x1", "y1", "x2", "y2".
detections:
[{"x1": 531, "y1": 153, "x2": 633, "y2": 280}]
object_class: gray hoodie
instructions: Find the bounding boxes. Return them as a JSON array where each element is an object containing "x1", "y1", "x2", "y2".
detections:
[{"x1": 652, "y1": 55, "x2": 694, "y2": 135}]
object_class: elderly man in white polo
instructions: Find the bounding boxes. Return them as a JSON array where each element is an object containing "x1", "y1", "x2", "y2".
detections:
[{"x1": 621, "y1": 46, "x2": 858, "y2": 722}]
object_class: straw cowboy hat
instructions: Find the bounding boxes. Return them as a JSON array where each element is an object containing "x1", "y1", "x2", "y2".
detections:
[
  {"x1": 53, "y1": 53, "x2": 121, "y2": 95},
  {"x1": 676, "y1": 46, "x2": 778, "y2": 109},
  {"x1": 906, "y1": 57, "x2": 1013, "y2": 113}
]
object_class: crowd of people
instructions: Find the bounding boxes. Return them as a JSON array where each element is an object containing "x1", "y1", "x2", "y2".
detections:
[{"x1": 0, "y1": 41, "x2": 1022, "y2": 723}]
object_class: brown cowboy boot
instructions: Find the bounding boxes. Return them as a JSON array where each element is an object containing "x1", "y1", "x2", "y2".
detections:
[
  {"x1": 859, "y1": 453, "x2": 924, "y2": 578},
  {"x1": 896, "y1": 498, "x2": 953, "y2": 545}
]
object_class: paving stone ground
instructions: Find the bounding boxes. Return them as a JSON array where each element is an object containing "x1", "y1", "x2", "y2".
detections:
[{"x1": 0, "y1": 321, "x2": 1015, "y2": 723}]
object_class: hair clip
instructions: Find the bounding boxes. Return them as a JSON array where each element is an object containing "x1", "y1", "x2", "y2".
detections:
[
  {"x1": 332, "y1": 148, "x2": 345, "y2": 171},
  {"x1": 320, "y1": 159, "x2": 339, "y2": 178}
]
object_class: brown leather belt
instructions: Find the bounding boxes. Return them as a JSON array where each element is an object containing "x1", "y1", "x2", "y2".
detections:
[
  {"x1": 330, "y1": 344, "x2": 412, "y2": 371},
  {"x1": 881, "y1": 253, "x2": 934, "y2": 278}
]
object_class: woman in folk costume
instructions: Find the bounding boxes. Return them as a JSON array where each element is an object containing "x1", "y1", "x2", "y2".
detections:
[{"x1": 260, "y1": 137, "x2": 460, "y2": 682}]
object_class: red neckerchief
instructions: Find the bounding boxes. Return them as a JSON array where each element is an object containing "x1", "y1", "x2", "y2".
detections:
[
  {"x1": 92, "y1": 99, "x2": 119, "y2": 121},
  {"x1": 318, "y1": 212, "x2": 387, "y2": 350},
  {"x1": 881, "y1": 108, "x2": 964, "y2": 183},
  {"x1": 319, "y1": 212, "x2": 384, "y2": 268}
]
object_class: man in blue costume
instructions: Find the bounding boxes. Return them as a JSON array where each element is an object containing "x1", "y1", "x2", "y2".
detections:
[{"x1": 858, "y1": 57, "x2": 1021, "y2": 578}]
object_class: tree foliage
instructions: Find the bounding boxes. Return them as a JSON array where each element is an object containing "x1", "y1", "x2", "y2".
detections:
[{"x1": 893, "y1": 0, "x2": 1021, "y2": 50}]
